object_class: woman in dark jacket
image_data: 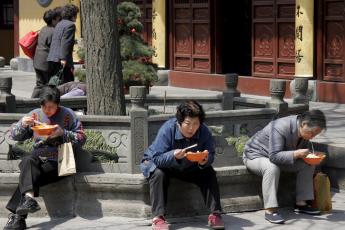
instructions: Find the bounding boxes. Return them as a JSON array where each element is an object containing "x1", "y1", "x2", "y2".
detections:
[
  {"x1": 243, "y1": 109, "x2": 327, "y2": 224},
  {"x1": 32, "y1": 8, "x2": 62, "y2": 98},
  {"x1": 47, "y1": 4, "x2": 79, "y2": 84}
]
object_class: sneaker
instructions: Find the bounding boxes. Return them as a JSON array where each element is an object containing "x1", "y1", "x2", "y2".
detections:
[
  {"x1": 208, "y1": 213, "x2": 225, "y2": 229},
  {"x1": 294, "y1": 204, "x2": 321, "y2": 215},
  {"x1": 152, "y1": 216, "x2": 169, "y2": 230},
  {"x1": 3, "y1": 213, "x2": 27, "y2": 230},
  {"x1": 16, "y1": 196, "x2": 41, "y2": 216},
  {"x1": 265, "y1": 212, "x2": 285, "y2": 224}
]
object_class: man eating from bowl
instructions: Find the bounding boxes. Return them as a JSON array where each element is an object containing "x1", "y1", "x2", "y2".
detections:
[
  {"x1": 141, "y1": 100, "x2": 225, "y2": 230},
  {"x1": 3, "y1": 86, "x2": 86, "y2": 230}
]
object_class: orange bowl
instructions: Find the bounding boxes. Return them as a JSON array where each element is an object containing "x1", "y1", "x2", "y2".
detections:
[
  {"x1": 185, "y1": 150, "x2": 208, "y2": 162},
  {"x1": 31, "y1": 124, "x2": 56, "y2": 136},
  {"x1": 303, "y1": 152, "x2": 326, "y2": 165}
]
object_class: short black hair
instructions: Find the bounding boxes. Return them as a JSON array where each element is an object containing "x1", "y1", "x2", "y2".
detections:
[
  {"x1": 61, "y1": 4, "x2": 79, "y2": 20},
  {"x1": 298, "y1": 109, "x2": 327, "y2": 130},
  {"x1": 53, "y1": 6, "x2": 63, "y2": 20},
  {"x1": 176, "y1": 100, "x2": 205, "y2": 125},
  {"x1": 43, "y1": 9, "x2": 55, "y2": 25},
  {"x1": 40, "y1": 86, "x2": 61, "y2": 105}
]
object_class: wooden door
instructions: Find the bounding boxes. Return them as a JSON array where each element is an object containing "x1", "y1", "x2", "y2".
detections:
[
  {"x1": 323, "y1": 0, "x2": 345, "y2": 82},
  {"x1": 252, "y1": 0, "x2": 295, "y2": 79},
  {"x1": 171, "y1": 0, "x2": 212, "y2": 73}
]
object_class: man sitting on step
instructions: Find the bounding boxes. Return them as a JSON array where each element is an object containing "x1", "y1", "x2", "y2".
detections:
[{"x1": 141, "y1": 100, "x2": 225, "y2": 230}]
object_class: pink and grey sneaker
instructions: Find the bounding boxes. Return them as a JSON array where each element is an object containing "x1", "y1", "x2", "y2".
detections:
[
  {"x1": 152, "y1": 216, "x2": 169, "y2": 230},
  {"x1": 208, "y1": 213, "x2": 225, "y2": 229}
]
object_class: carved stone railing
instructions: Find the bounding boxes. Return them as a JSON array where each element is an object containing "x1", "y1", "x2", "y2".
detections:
[
  {"x1": 0, "y1": 93, "x2": 278, "y2": 175},
  {"x1": 293, "y1": 77, "x2": 309, "y2": 104},
  {"x1": 0, "y1": 75, "x2": 309, "y2": 116}
]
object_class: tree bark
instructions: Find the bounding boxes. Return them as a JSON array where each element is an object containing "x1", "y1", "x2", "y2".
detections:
[{"x1": 81, "y1": 0, "x2": 125, "y2": 115}]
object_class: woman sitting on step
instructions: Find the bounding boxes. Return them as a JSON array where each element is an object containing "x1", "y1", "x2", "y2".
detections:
[
  {"x1": 243, "y1": 109, "x2": 326, "y2": 224},
  {"x1": 3, "y1": 86, "x2": 86, "y2": 230},
  {"x1": 141, "y1": 100, "x2": 225, "y2": 230}
]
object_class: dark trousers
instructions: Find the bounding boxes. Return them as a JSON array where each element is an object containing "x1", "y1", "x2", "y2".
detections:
[
  {"x1": 6, "y1": 155, "x2": 61, "y2": 214},
  {"x1": 49, "y1": 62, "x2": 74, "y2": 84},
  {"x1": 31, "y1": 69, "x2": 51, "y2": 98},
  {"x1": 148, "y1": 166, "x2": 222, "y2": 217}
]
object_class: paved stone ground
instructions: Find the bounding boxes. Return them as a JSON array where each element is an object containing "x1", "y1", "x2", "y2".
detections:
[{"x1": 0, "y1": 191, "x2": 344, "y2": 229}]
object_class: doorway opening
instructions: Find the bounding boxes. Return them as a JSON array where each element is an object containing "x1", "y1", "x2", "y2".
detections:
[{"x1": 220, "y1": 0, "x2": 252, "y2": 76}]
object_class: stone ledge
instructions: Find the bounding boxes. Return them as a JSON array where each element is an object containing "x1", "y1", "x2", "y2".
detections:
[{"x1": 0, "y1": 166, "x2": 264, "y2": 218}]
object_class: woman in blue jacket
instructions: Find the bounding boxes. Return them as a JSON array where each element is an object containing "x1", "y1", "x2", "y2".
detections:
[{"x1": 141, "y1": 100, "x2": 225, "y2": 230}]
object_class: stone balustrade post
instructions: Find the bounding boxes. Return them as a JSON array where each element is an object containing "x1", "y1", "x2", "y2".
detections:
[
  {"x1": 222, "y1": 73, "x2": 241, "y2": 110},
  {"x1": 266, "y1": 79, "x2": 288, "y2": 116},
  {"x1": 0, "y1": 57, "x2": 5, "y2": 67},
  {"x1": 293, "y1": 77, "x2": 309, "y2": 104},
  {"x1": 129, "y1": 86, "x2": 148, "y2": 174},
  {"x1": 0, "y1": 77, "x2": 16, "y2": 113}
]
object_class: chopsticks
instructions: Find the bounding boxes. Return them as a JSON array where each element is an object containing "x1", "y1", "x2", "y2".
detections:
[
  {"x1": 310, "y1": 141, "x2": 315, "y2": 154},
  {"x1": 182, "y1": 143, "x2": 198, "y2": 152},
  {"x1": 33, "y1": 120, "x2": 45, "y2": 125}
]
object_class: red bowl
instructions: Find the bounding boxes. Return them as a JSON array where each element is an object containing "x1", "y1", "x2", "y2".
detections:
[
  {"x1": 186, "y1": 150, "x2": 208, "y2": 162},
  {"x1": 31, "y1": 125, "x2": 56, "y2": 136},
  {"x1": 303, "y1": 152, "x2": 326, "y2": 165}
]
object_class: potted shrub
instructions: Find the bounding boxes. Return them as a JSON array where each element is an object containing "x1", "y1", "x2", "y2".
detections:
[{"x1": 117, "y1": 1, "x2": 158, "y2": 93}]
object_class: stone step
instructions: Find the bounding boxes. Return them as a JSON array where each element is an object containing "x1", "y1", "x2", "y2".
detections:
[{"x1": 0, "y1": 166, "x2": 271, "y2": 218}]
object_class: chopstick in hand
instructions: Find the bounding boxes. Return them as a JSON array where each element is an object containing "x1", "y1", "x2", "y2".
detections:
[
  {"x1": 33, "y1": 120, "x2": 46, "y2": 126},
  {"x1": 182, "y1": 143, "x2": 198, "y2": 152}
]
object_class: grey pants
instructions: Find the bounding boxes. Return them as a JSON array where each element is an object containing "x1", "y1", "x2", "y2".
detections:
[{"x1": 244, "y1": 157, "x2": 315, "y2": 209}]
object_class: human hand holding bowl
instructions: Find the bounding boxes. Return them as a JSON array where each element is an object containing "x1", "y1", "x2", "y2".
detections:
[
  {"x1": 293, "y1": 148, "x2": 309, "y2": 159},
  {"x1": 47, "y1": 125, "x2": 64, "y2": 138}
]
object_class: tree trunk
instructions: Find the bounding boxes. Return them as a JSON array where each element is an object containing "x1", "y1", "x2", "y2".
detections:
[{"x1": 81, "y1": 0, "x2": 125, "y2": 115}]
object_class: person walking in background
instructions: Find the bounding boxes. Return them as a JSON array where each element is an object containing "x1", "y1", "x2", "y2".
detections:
[
  {"x1": 47, "y1": 4, "x2": 79, "y2": 84},
  {"x1": 243, "y1": 110, "x2": 327, "y2": 224},
  {"x1": 31, "y1": 7, "x2": 62, "y2": 98}
]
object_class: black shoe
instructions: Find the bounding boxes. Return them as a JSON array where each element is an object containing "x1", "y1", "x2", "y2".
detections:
[
  {"x1": 265, "y1": 212, "x2": 285, "y2": 224},
  {"x1": 3, "y1": 213, "x2": 26, "y2": 230},
  {"x1": 16, "y1": 196, "x2": 41, "y2": 216},
  {"x1": 294, "y1": 204, "x2": 321, "y2": 215}
]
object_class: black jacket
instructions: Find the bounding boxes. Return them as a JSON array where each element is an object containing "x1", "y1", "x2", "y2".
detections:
[{"x1": 33, "y1": 25, "x2": 54, "y2": 71}]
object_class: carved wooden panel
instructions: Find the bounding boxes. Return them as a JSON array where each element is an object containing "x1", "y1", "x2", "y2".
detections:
[
  {"x1": 171, "y1": 0, "x2": 211, "y2": 73},
  {"x1": 323, "y1": 0, "x2": 345, "y2": 81},
  {"x1": 175, "y1": 24, "x2": 191, "y2": 54},
  {"x1": 278, "y1": 24, "x2": 295, "y2": 59},
  {"x1": 252, "y1": 0, "x2": 295, "y2": 79}
]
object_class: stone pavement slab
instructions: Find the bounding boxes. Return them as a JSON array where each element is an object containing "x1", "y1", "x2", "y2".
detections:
[
  {"x1": 1, "y1": 191, "x2": 344, "y2": 230},
  {"x1": 0, "y1": 67, "x2": 35, "y2": 99}
]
